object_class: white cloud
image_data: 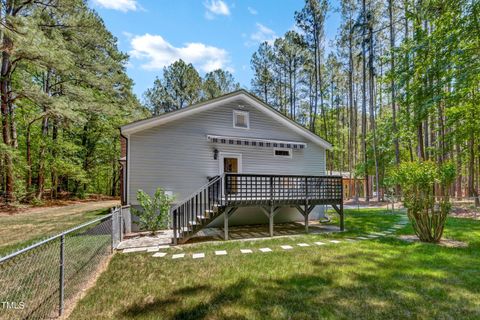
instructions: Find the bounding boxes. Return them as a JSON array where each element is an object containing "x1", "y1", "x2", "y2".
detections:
[
  {"x1": 204, "y1": 0, "x2": 230, "y2": 19},
  {"x1": 129, "y1": 33, "x2": 231, "y2": 73},
  {"x1": 92, "y1": 0, "x2": 138, "y2": 12},
  {"x1": 249, "y1": 23, "x2": 277, "y2": 45},
  {"x1": 247, "y1": 6, "x2": 258, "y2": 15}
]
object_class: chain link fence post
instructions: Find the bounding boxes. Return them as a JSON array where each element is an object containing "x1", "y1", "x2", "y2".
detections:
[{"x1": 59, "y1": 234, "x2": 65, "y2": 316}]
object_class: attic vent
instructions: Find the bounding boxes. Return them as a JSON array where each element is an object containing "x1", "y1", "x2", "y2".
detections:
[{"x1": 233, "y1": 110, "x2": 249, "y2": 129}]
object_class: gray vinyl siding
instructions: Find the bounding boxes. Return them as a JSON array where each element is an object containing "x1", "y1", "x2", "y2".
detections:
[{"x1": 128, "y1": 97, "x2": 326, "y2": 205}]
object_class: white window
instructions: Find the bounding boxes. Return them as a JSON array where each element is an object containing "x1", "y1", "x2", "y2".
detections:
[
  {"x1": 273, "y1": 148, "x2": 292, "y2": 158},
  {"x1": 233, "y1": 110, "x2": 249, "y2": 129}
]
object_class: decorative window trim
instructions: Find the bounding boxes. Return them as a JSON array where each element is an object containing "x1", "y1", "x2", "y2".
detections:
[
  {"x1": 273, "y1": 148, "x2": 293, "y2": 158},
  {"x1": 233, "y1": 110, "x2": 250, "y2": 129}
]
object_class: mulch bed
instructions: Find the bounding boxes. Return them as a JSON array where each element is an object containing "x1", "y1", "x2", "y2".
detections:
[
  {"x1": 450, "y1": 206, "x2": 480, "y2": 220},
  {"x1": 399, "y1": 235, "x2": 468, "y2": 248}
]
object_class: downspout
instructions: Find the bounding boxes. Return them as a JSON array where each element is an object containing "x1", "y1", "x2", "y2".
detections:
[{"x1": 119, "y1": 129, "x2": 128, "y2": 206}]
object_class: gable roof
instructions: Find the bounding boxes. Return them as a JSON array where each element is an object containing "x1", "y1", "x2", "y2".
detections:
[{"x1": 121, "y1": 90, "x2": 333, "y2": 150}]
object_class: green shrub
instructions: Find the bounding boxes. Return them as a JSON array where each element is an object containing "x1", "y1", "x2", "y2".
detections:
[
  {"x1": 393, "y1": 161, "x2": 455, "y2": 242},
  {"x1": 133, "y1": 187, "x2": 174, "y2": 234}
]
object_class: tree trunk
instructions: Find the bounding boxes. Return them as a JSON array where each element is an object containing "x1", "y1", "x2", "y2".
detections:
[
  {"x1": 361, "y1": 0, "x2": 369, "y2": 202},
  {"x1": 455, "y1": 142, "x2": 462, "y2": 200},
  {"x1": 389, "y1": 0, "x2": 400, "y2": 166},
  {"x1": 36, "y1": 113, "x2": 49, "y2": 199},
  {"x1": 468, "y1": 132, "x2": 478, "y2": 206},
  {"x1": 51, "y1": 118, "x2": 58, "y2": 199},
  {"x1": 368, "y1": 14, "x2": 380, "y2": 202},
  {"x1": 1, "y1": 35, "x2": 14, "y2": 203},
  {"x1": 36, "y1": 70, "x2": 52, "y2": 200}
]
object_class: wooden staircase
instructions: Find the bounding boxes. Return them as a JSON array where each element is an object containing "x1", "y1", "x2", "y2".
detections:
[{"x1": 171, "y1": 175, "x2": 226, "y2": 244}]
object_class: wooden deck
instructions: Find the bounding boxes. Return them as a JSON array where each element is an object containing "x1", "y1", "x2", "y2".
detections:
[{"x1": 172, "y1": 174, "x2": 344, "y2": 244}]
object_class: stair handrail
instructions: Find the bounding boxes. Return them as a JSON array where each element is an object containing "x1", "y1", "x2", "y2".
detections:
[{"x1": 171, "y1": 173, "x2": 224, "y2": 212}]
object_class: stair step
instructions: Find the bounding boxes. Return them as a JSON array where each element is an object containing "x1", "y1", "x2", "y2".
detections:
[
  {"x1": 189, "y1": 221, "x2": 200, "y2": 226},
  {"x1": 180, "y1": 226, "x2": 191, "y2": 232}
]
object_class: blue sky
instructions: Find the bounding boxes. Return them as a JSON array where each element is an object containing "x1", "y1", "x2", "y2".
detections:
[{"x1": 89, "y1": 0, "x2": 341, "y2": 99}]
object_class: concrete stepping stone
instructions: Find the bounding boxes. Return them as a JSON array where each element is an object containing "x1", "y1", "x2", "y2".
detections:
[
  {"x1": 346, "y1": 238, "x2": 356, "y2": 242},
  {"x1": 372, "y1": 232, "x2": 387, "y2": 236},
  {"x1": 146, "y1": 247, "x2": 160, "y2": 252},
  {"x1": 215, "y1": 250, "x2": 227, "y2": 256},
  {"x1": 172, "y1": 253, "x2": 185, "y2": 259},
  {"x1": 367, "y1": 235, "x2": 379, "y2": 238},
  {"x1": 356, "y1": 237, "x2": 368, "y2": 240},
  {"x1": 123, "y1": 248, "x2": 146, "y2": 253},
  {"x1": 192, "y1": 253, "x2": 205, "y2": 259},
  {"x1": 152, "y1": 252, "x2": 167, "y2": 258},
  {"x1": 330, "y1": 240, "x2": 341, "y2": 244},
  {"x1": 240, "y1": 249, "x2": 253, "y2": 254},
  {"x1": 259, "y1": 248, "x2": 272, "y2": 252},
  {"x1": 314, "y1": 241, "x2": 326, "y2": 245},
  {"x1": 158, "y1": 245, "x2": 170, "y2": 249},
  {"x1": 281, "y1": 245, "x2": 293, "y2": 250},
  {"x1": 297, "y1": 243, "x2": 310, "y2": 247}
]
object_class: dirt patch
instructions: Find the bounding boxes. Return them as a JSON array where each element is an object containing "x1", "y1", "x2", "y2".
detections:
[
  {"x1": 399, "y1": 235, "x2": 468, "y2": 248},
  {"x1": 0, "y1": 199, "x2": 119, "y2": 217},
  {"x1": 0, "y1": 195, "x2": 118, "y2": 215},
  {"x1": 59, "y1": 254, "x2": 113, "y2": 320},
  {"x1": 344, "y1": 198, "x2": 403, "y2": 208},
  {"x1": 451, "y1": 206, "x2": 480, "y2": 220}
]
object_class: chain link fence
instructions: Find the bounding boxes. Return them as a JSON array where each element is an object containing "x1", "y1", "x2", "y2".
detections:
[{"x1": 0, "y1": 206, "x2": 129, "y2": 320}]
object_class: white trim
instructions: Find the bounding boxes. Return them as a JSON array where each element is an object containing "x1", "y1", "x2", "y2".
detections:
[
  {"x1": 273, "y1": 148, "x2": 293, "y2": 158},
  {"x1": 218, "y1": 152, "x2": 243, "y2": 175},
  {"x1": 121, "y1": 94, "x2": 241, "y2": 135},
  {"x1": 121, "y1": 91, "x2": 332, "y2": 150},
  {"x1": 206, "y1": 135, "x2": 306, "y2": 148},
  {"x1": 233, "y1": 110, "x2": 250, "y2": 129}
]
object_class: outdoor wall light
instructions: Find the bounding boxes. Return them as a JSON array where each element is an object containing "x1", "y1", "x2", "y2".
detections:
[{"x1": 213, "y1": 149, "x2": 219, "y2": 160}]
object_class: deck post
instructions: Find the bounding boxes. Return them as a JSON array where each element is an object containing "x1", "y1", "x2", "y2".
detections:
[
  {"x1": 224, "y1": 207, "x2": 229, "y2": 240},
  {"x1": 340, "y1": 202, "x2": 344, "y2": 231},
  {"x1": 269, "y1": 206, "x2": 274, "y2": 237},
  {"x1": 304, "y1": 205, "x2": 309, "y2": 233},
  {"x1": 305, "y1": 177, "x2": 309, "y2": 233},
  {"x1": 173, "y1": 209, "x2": 178, "y2": 245}
]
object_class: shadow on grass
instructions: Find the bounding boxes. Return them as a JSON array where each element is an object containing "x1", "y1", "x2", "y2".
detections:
[{"x1": 108, "y1": 216, "x2": 480, "y2": 320}]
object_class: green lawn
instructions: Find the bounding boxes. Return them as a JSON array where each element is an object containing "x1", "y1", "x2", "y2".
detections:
[
  {"x1": 0, "y1": 200, "x2": 117, "y2": 256},
  {"x1": 69, "y1": 209, "x2": 480, "y2": 320}
]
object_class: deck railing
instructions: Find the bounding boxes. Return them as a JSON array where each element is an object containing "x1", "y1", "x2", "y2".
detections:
[
  {"x1": 224, "y1": 174, "x2": 343, "y2": 206},
  {"x1": 171, "y1": 175, "x2": 224, "y2": 244},
  {"x1": 171, "y1": 174, "x2": 343, "y2": 244}
]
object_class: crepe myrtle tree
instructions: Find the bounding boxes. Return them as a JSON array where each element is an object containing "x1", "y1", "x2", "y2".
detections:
[
  {"x1": 392, "y1": 161, "x2": 456, "y2": 243},
  {"x1": 133, "y1": 188, "x2": 175, "y2": 234}
]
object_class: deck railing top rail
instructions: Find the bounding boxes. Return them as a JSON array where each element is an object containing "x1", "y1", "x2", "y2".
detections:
[{"x1": 225, "y1": 173, "x2": 343, "y2": 178}]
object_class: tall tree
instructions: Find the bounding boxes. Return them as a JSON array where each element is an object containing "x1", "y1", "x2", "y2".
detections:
[
  {"x1": 295, "y1": 0, "x2": 328, "y2": 134},
  {"x1": 203, "y1": 69, "x2": 240, "y2": 100},
  {"x1": 250, "y1": 42, "x2": 274, "y2": 104},
  {"x1": 144, "y1": 60, "x2": 202, "y2": 114}
]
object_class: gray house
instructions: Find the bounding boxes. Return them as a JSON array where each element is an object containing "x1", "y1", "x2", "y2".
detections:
[{"x1": 120, "y1": 90, "x2": 343, "y2": 243}]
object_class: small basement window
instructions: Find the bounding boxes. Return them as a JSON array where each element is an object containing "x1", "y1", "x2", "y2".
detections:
[
  {"x1": 233, "y1": 110, "x2": 249, "y2": 129},
  {"x1": 274, "y1": 148, "x2": 292, "y2": 158}
]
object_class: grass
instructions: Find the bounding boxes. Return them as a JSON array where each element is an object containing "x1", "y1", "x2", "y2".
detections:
[
  {"x1": 69, "y1": 209, "x2": 480, "y2": 320},
  {"x1": 0, "y1": 202, "x2": 115, "y2": 256}
]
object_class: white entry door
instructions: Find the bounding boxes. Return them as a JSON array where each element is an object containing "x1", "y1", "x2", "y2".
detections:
[{"x1": 219, "y1": 153, "x2": 242, "y2": 195}]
